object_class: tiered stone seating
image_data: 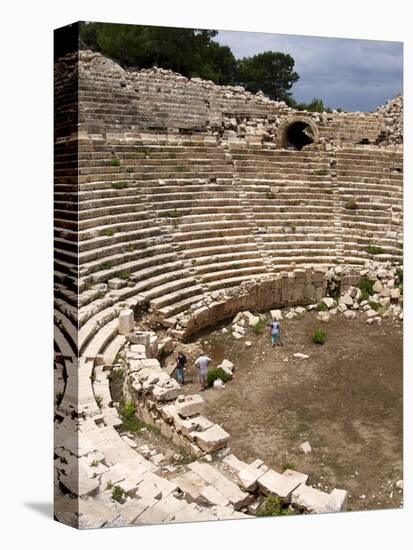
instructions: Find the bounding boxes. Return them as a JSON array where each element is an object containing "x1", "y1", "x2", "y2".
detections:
[
  {"x1": 234, "y1": 148, "x2": 337, "y2": 270},
  {"x1": 337, "y1": 147, "x2": 403, "y2": 264}
]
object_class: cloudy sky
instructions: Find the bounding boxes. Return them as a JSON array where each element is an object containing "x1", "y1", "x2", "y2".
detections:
[{"x1": 216, "y1": 31, "x2": 403, "y2": 112}]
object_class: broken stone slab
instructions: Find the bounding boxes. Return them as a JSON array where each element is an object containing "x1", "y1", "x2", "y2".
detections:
[
  {"x1": 343, "y1": 310, "x2": 356, "y2": 319},
  {"x1": 322, "y1": 297, "x2": 335, "y2": 309},
  {"x1": 118, "y1": 309, "x2": 134, "y2": 335},
  {"x1": 258, "y1": 469, "x2": 301, "y2": 503},
  {"x1": 270, "y1": 309, "x2": 283, "y2": 320},
  {"x1": 213, "y1": 379, "x2": 225, "y2": 390},
  {"x1": 233, "y1": 332, "x2": 243, "y2": 340},
  {"x1": 200, "y1": 485, "x2": 230, "y2": 507},
  {"x1": 238, "y1": 463, "x2": 267, "y2": 492},
  {"x1": 173, "y1": 471, "x2": 208, "y2": 500},
  {"x1": 219, "y1": 359, "x2": 235, "y2": 373},
  {"x1": 293, "y1": 353, "x2": 309, "y2": 360},
  {"x1": 339, "y1": 294, "x2": 354, "y2": 307},
  {"x1": 295, "y1": 306, "x2": 306, "y2": 315},
  {"x1": 243, "y1": 311, "x2": 260, "y2": 326},
  {"x1": 285, "y1": 311, "x2": 297, "y2": 320},
  {"x1": 175, "y1": 394, "x2": 204, "y2": 418},
  {"x1": 283, "y1": 469, "x2": 309, "y2": 486},
  {"x1": 189, "y1": 462, "x2": 251, "y2": 510},
  {"x1": 373, "y1": 280, "x2": 383, "y2": 293},
  {"x1": 325, "y1": 488, "x2": 348, "y2": 512},
  {"x1": 300, "y1": 441, "x2": 312, "y2": 454},
  {"x1": 291, "y1": 484, "x2": 330, "y2": 513},
  {"x1": 390, "y1": 288, "x2": 401, "y2": 300},
  {"x1": 60, "y1": 468, "x2": 100, "y2": 497},
  {"x1": 193, "y1": 424, "x2": 230, "y2": 453},
  {"x1": 108, "y1": 277, "x2": 128, "y2": 290},
  {"x1": 337, "y1": 303, "x2": 347, "y2": 313},
  {"x1": 222, "y1": 454, "x2": 248, "y2": 475}
]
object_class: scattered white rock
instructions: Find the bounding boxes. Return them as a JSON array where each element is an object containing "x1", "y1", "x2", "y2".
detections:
[
  {"x1": 294, "y1": 353, "x2": 309, "y2": 359},
  {"x1": 300, "y1": 441, "x2": 312, "y2": 454}
]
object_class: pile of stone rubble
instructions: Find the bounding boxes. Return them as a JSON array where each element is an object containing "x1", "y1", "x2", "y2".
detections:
[{"x1": 374, "y1": 95, "x2": 403, "y2": 146}]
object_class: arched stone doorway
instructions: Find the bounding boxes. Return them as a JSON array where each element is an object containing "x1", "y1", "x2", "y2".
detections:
[{"x1": 277, "y1": 117, "x2": 319, "y2": 150}]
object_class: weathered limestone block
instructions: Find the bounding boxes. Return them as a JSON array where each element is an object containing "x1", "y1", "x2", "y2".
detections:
[
  {"x1": 258, "y1": 469, "x2": 301, "y2": 502},
  {"x1": 270, "y1": 309, "x2": 283, "y2": 320},
  {"x1": 118, "y1": 309, "x2": 134, "y2": 335},
  {"x1": 238, "y1": 463, "x2": 267, "y2": 492},
  {"x1": 60, "y1": 468, "x2": 100, "y2": 497},
  {"x1": 108, "y1": 277, "x2": 128, "y2": 290},
  {"x1": 218, "y1": 359, "x2": 234, "y2": 377},
  {"x1": 291, "y1": 484, "x2": 331, "y2": 513},
  {"x1": 151, "y1": 379, "x2": 180, "y2": 402},
  {"x1": 339, "y1": 294, "x2": 354, "y2": 307},
  {"x1": 200, "y1": 485, "x2": 230, "y2": 507},
  {"x1": 193, "y1": 424, "x2": 230, "y2": 453},
  {"x1": 189, "y1": 462, "x2": 251, "y2": 510},
  {"x1": 283, "y1": 469, "x2": 309, "y2": 486},
  {"x1": 175, "y1": 394, "x2": 204, "y2": 418},
  {"x1": 173, "y1": 471, "x2": 207, "y2": 499},
  {"x1": 325, "y1": 488, "x2": 348, "y2": 512},
  {"x1": 222, "y1": 454, "x2": 248, "y2": 475},
  {"x1": 322, "y1": 297, "x2": 335, "y2": 309}
]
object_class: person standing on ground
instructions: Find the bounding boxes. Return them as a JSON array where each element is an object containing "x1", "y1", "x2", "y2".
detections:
[
  {"x1": 269, "y1": 319, "x2": 281, "y2": 347},
  {"x1": 195, "y1": 352, "x2": 211, "y2": 391},
  {"x1": 175, "y1": 351, "x2": 187, "y2": 385}
]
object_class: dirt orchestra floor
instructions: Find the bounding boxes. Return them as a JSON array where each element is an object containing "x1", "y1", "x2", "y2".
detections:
[{"x1": 178, "y1": 311, "x2": 403, "y2": 512}]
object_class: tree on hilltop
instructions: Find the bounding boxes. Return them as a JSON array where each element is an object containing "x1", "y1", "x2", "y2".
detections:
[{"x1": 236, "y1": 51, "x2": 299, "y2": 102}]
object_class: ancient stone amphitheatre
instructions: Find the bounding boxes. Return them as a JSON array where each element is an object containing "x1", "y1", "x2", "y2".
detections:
[{"x1": 54, "y1": 50, "x2": 403, "y2": 528}]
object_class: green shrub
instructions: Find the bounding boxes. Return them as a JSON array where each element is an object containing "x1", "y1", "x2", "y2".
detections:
[
  {"x1": 316, "y1": 168, "x2": 328, "y2": 176},
  {"x1": 95, "y1": 395, "x2": 103, "y2": 409},
  {"x1": 101, "y1": 261, "x2": 113, "y2": 270},
  {"x1": 366, "y1": 244, "x2": 384, "y2": 255},
  {"x1": 117, "y1": 270, "x2": 131, "y2": 280},
  {"x1": 207, "y1": 367, "x2": 231, "y2": 387},
  {"x1": 266, "y1": 191, "x2": 275, "y2": 199},
  {"x1": 109, "y1": 158, "x2": 121, "y2": 166},
  {"x1": 56, "y1": 392, "x2": 64, "y2": 406},
  {"x1": 125, "y1": 244, "x2": 136, "y2": 252},
  {"x1": 110, "y1": 367, "x2": 124, "y2": 381},
  {"x1": 345, "y1": 198, "x2": 358, "y2": 210},
  {"x1": 90, "y1": 459, "x2": 100, "y2": 467},
  {"x1": 257, "y1": 495, "x2": 295, "y2": 517},
  {"x1": 313, "y1": 328, "x2": 326, "y2": 345},
  {"x1": 369, "y1": 301, "x2": 380, "y2": 312},
  {"x1": 111, "y1": 181, "x2": 128, "y2": 189},
  {"x1": 282, "y1": 463, "x2": 295, "y2": 471},
  {"x1": 101, "y1": 228, "x2": 115, "y2": 237},
  {"x1": 111, "y1": 485, "x2": 127, "y2": 504},
  {"x1": 121, "y1": 400, "x2": 136, "y2": 420},
  {"x1": 252, "y1": 317, "x2": 266, "y2": 334},
  {"x1": 160, "y1": 208, "x2": 184, "y2": 218},
  {"x1": 358, "y1": 276, "x2": 374, "y2": 301},
  {"x1": 176, "y1": 165, "x2": 185, "y2": 172},
  {"x1": 316, "y1": 301, "x2": 328, "y2": 312}
]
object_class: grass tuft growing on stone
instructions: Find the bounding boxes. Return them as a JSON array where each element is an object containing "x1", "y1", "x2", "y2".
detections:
[
  {"x1": 366, "y1": 244, "x2": 385, "y2": 255},
  {"x1": 111, "y1": 181, "x2": 128, "y2": 189},
  {"x1": 111, "y1": 485, "x2": 127, "y2": 504},
  {"x1": 345, "y1": 198, "x2": 358, "y2": 210},
  {"x1": 109, "y1": 158, "x2": 121, "y2": 166},
  {"x1": 316, "y1": 302, "x2": 328, "y2": 312}
]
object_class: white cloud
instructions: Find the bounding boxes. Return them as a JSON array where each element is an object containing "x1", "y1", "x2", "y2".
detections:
[{"x1": 216, "y1": 30, "x2": 403, "y2": 111}]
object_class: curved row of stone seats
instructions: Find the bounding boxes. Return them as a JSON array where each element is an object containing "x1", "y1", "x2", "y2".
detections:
[
  {"x1": 234, "y1": 147, "x2": 337, "y2": 269},
  {"x1": 336, "y1": 148, "x2": 403, "y2": 263}
]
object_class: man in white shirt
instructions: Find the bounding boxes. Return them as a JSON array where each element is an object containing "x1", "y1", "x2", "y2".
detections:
[{"x1": 195, "y1": 353, "x2": 211, "y2": 391}]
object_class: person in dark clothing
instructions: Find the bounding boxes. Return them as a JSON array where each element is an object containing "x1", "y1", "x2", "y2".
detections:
[{"x1": 175, "y1": 351, "x2": 187, "y2": 385}]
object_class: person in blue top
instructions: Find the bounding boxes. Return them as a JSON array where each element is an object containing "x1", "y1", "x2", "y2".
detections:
[{"x1": 269, "y1": 319, "x2": 281, "y2": 347}]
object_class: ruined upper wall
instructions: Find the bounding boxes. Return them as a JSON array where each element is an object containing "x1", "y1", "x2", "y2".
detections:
[{"x1": 55, "y1": 50, "x2": 403, "y2": 148}]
